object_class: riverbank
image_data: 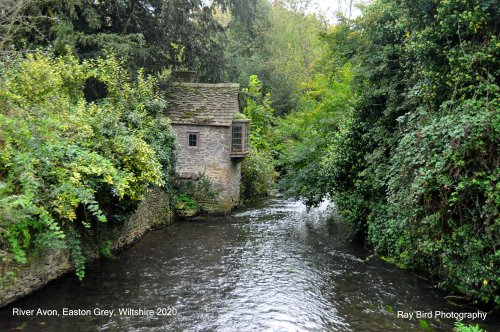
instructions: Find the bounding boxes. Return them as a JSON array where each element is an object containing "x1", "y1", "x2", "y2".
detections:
[{"x1": 0, "y1": 188, "x2": 172, "y2": 307}]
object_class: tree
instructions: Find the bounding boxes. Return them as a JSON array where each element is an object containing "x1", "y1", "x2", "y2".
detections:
[
  {"x1": 0, "y1": 0, "x2": 39, "y2": 52},
  {"x1": 279, "y1": 0, "x2": 499, "y2": 305},
  {"x1": 225, "y1": 0, "x2": 328, "y2": 114},
  {"x1": 240, "y1": 75, "x2": 278, "y2": 198},
  {"x1": 1, "y1": 0, "x2": 256, "y2": 81}
]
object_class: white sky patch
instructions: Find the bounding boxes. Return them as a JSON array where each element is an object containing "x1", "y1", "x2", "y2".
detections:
[
  {"x1": 206, "y1": 0, "x2": 371, "y2": 23},
  {"x1": 307, "y1": 0, "x2": 371, "y2": 22}
]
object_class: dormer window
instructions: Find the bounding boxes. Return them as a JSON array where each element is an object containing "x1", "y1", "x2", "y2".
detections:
[{"x1": 231, "y1": 119, "x2": 250, "y2": 157}]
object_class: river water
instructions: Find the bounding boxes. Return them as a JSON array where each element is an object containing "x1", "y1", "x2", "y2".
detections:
[{"x1": 0, "y1": 199, "x2": 497, "y2": 331}]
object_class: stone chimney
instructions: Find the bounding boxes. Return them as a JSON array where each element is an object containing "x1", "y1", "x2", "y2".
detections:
[{"x1": 172, "y1": 70, "x2": 196, "y2": 83}]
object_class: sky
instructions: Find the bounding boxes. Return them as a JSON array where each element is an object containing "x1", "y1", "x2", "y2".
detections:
[{"x1": 308, "y1": 0, "x2": 370, "y2": 21}]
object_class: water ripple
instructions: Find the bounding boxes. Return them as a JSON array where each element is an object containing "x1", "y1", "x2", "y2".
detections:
[{"x1": 1, "y1": 199, "x2": 498, "y2": 331}]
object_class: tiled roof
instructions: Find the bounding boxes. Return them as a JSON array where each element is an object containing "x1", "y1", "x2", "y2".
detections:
[{"x1": 165, "y1": 83, "x2": 240, "y2": 127}]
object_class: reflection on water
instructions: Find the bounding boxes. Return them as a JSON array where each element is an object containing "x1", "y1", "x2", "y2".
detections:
[{"x1": 0, "y1": 199, "x2": 498, "y2": 331}]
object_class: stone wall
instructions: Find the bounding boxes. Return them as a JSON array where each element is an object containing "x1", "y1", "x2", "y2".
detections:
[
  {"x1": 172, "y1": 124, "x2": 242, "y2": 213},
  {"x1": 110, "y1": 188, "x2": 172, "y2": 250},
  {"x1": 0, "y1": 188, "x2": 172, "y2": 308}
]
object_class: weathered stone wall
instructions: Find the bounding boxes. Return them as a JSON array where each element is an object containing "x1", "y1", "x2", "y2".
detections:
[
  {"x1": 165, "y1": 82, "x2": 243, "y2": 213},
  {"x1": 0, "y1": 188, "x2": 172, "y2": 308},
  {"x1": 110, "y1": 188, "x2": 172, "y2": 249},
  {"x1": 172, "y1": 124, "x2": 242, "y2": 212}
]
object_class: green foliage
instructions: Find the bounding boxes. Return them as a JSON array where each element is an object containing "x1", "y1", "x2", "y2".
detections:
[
  {"x1": 242, "y1": 75, "x2": 274, "y2": 151},
  {"x1": 241, "y1": 149, "x2": 278, "y2": 198},
  {"x1": 233, "y1": 112, "x2": 249, "y2": 120},
  {"x1": 277, "y1": 63, "x2": 355, "y2": 207},
  {"x1": 343, "y1": 0, "x2": 498, "y2": 304},
  {"x1": 225, "y1": 0, "x2": 328, "y2": 114},
  {"x1": 0, "y1": 53, "x2": 175, "y2": 275},
  {"x1": 373, "y1": 99, "x2": 499, "y2": 303},
  {"x1": 454, "y1": 321, "x2": 485, "y2": 332},
  {"x1": 276, "y1": 0, "x2": 499, "y2": 305},
  {"x1": 173, "y1": 175, "x2": 217, "y2": 210},
  {"x1": 175, "y1": 194, "x2": 199, "y2": 211},
  {"x1": 240, "y1": 75, "x2": 278, "y2": 198},
  {"x1": 66, "y1": 227, "x2": 86, "y2": 280},
  {"x1": 0, "y1": 0, "x2": 256, "y2": 81},
  {"x1": 419, "y1": 319, "x2": 432, "y2": 331},
  {"x1": 350, "y1": 0, "x2": 498, "y2": 305}
]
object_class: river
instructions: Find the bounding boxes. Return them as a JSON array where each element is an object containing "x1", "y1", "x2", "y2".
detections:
[{"x1": 0, "y1": 199, "x2": 497, "y2": 331}]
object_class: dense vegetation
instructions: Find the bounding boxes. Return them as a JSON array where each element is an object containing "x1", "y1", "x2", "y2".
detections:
[
  {"x1": 0, "y1": 0, "x2": 254, "y2": 277},
  {"x1": 240, "y1": 75, "x2": 278, "y2": 198},
  {"x1": 275, "y1": 0, "x2": 499, "y2": 306},
  {"x1": 225, "y1": 0, "x2": 328, "y2": 114},
  {"x1": 0, "y1": 0, "x2": 256, "y2": 80},
  {"x1": 0, "y1": 53, "x2": 175, "y2": 277}
]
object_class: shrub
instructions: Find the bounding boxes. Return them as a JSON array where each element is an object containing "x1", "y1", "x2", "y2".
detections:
[
  {"x1": 175, "y1": 194, "x2": 199, "y2": 210},
  {"x1": 173, "y1": 174, "x2": 217, "y2": 209},
  {"x1": 241, "y1": 149, "x2": 277, "y2": 198},
  {"x1": 454, "y1": 322, "x2": 485, "y2": 332},
  {"x1": 0, "y1": 52, "x2": 175, "y2": 276}
]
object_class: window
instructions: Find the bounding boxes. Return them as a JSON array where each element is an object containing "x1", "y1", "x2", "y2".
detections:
[
  {"x1": 188, "y1": 132, "x2": 198, "y2": 147},
  {"x1": 244, "y1": 124, "x2": 249, "y2": 150},
  {"x1": 231, "y1": 120, "x2": 250, "y2": 154},
  {"x1": 232, "y1": 125, "x2": 243, "y2": 152}
]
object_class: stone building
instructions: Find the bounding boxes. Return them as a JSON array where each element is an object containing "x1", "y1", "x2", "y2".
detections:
[{"x1": 165, "y1": 82, "x2": 249, "y2": 213}]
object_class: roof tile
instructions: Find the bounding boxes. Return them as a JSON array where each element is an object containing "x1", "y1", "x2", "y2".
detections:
[{"x1": 165, "y1": 83, "x2": 240, "y2": 127}]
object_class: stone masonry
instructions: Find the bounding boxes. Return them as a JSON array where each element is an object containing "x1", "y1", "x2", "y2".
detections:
[
  {"x1": 0, "y1": 188, "x2": 172, "y2": 307},
  {"x1": 165, "y1": 83, "x2": 246, "y2": 213}
]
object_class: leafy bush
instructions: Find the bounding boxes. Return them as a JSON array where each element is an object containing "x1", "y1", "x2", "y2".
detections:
[
  {"x1": 240, "y1": 75, "x2": 278, "y2": 198},
  {"x1": 0, "y1": 53, "x2": 175, "y2": 276},
  {"x1": 276, "y1": 0, "x2": 499, "y2": 305},
  {"x1": 350, "y1": 0, "x2": 499, "y2": 305},
  {"x1": 241, "y1": 149, "x2": 277, "y2": 198},
  {"x1": 175, "y1": 194, "x2": 199, "y2": 210},
  {"x1": 372, "y1": 100, "x2": 499, "y2": 304},
  {"x1": 277, "y1": 64, "x2": 355, "y2": 207},
  {"x1": 173, "y1": 174, "x2": 217, "y2": 209},
  {"x1": 454, "y1": 322, "x2": 485, "y2": 332},
  {"x1": 242, "y1": 75, "x2": 274, "y2": 151}
]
